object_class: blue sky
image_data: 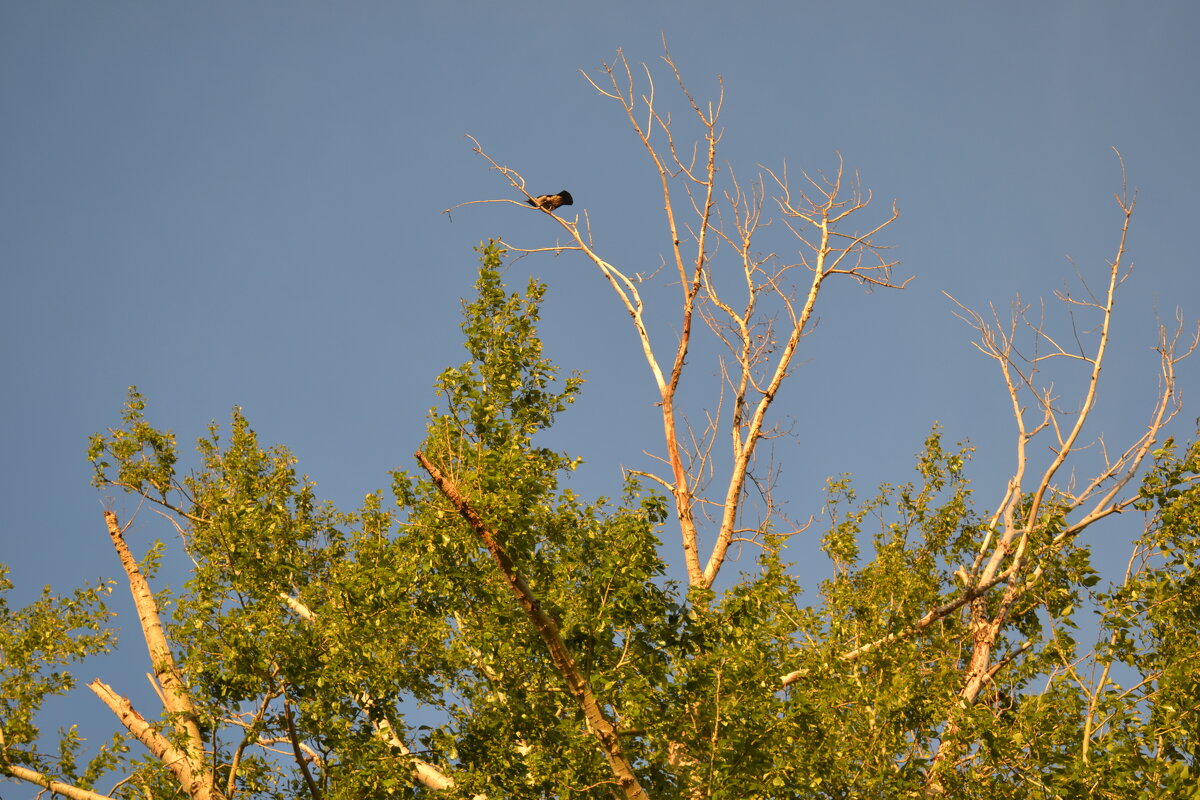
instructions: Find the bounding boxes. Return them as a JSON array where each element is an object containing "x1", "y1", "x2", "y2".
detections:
[{"x1": 2, "y1": 2, "x2": 1198, "y2": 782}]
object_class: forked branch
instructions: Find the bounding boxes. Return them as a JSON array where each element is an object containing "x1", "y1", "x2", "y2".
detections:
[
  {"x1": 464, "y1": 47, "x2": 906, "y2": 592},
  {"x1": 922, "y1": 172, "x2": 1196, "y2": 794}
]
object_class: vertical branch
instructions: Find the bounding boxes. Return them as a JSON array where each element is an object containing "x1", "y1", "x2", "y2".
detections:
[
  {"x1": 577, "y1": 49, "x2": 721, "y2": 586},
  {"x1": 923, "y1": 180, "x2": 1185, "y2": 795},
  {"x1": 701, "y1": 163, "x2": 902, "y2": 585},
  {"x1": 103, "y1": 511, "x2": 219, "y2": 799},
  {"x1": 496, "y1": 54, "x2": 903, "y2": 591},
  {"x1": 283, "y1": 696, "x2": 323, "y2": 800}
]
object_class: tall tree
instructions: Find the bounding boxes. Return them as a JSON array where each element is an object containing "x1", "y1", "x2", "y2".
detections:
[{"x1": 3, "y1": 48, "x2": 1198, "y2": 799}]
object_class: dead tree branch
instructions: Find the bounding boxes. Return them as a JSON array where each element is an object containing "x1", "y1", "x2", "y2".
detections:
[{"x1": 466, "y1": 46, "x2": 905, "y2": 592}]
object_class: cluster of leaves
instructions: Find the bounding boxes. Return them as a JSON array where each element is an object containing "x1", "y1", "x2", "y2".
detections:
[
  {"x1": 803, "y1": 430, "x2": 1200, "y2": 799},
  {"x1": 2, "y1": 243, "x2": 1197, "y2": 799},
  {"x1": 0, "y1": 567, "x2": 125, "y2": 789}
]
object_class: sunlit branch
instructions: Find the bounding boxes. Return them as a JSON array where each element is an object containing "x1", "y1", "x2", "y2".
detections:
[{"x1": 416, "y1": 451, "x2": 650, "y2": 800}]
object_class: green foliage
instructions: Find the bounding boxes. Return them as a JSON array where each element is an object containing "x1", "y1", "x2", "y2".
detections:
[
  {"x1": 821, "y1": 431, "x2": 980, "y2": 642},
  {"x1": 3, "y1": 243, "x2": 1197, "y2": 799},
  {"x1": 392, "y1": 243, "x2": 681, "y2": 797},
  {"x1": 808, "y1": 429, "x2": 1200, "y2": 798},
  {"x1": 0, "y1": 566, "x2": 122, "y2": 786},
  {"x1": 87, "y1": 388, "x2": 177, "y2": 501}
]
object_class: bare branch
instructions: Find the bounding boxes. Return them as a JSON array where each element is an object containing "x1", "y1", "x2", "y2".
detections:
[
  {"x1": 88, "y1": 680, "x2": 221, "y2": 800},
  {"x1": 102, "y1": 511, "x2": 214, "y2": 796},
  {"x1": 0, "y1": 763, "x2": 118, "y2": 800}
]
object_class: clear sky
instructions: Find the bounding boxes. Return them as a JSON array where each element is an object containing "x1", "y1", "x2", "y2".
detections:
[{"x1": 2, "y1": 1, "x2": 1198, "y2": 781}]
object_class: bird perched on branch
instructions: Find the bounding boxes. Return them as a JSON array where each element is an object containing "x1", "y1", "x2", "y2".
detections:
[{"x1": 527, "y1": 190, "x2": 573, "y2": 211}]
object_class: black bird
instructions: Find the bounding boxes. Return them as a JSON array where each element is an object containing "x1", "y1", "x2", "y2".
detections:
[{"x1": 527, "y1": 190, "x2": 573, "y2": 211}]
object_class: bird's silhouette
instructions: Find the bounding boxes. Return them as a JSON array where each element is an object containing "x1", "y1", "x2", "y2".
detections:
[{"x1": 527, "y1": 190, "x2": 573, "y2": 211}]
